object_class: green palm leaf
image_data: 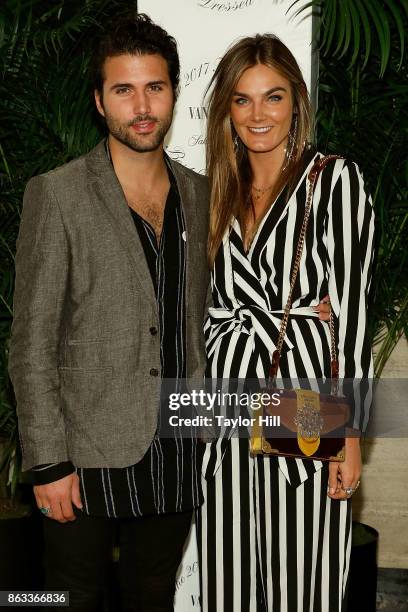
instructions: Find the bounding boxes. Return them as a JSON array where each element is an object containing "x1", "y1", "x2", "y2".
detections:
[{"x1": 290, "y1": 0, "x2": 407, "y2": 74}]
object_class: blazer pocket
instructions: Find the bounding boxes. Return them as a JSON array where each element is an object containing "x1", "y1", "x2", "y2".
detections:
[
  {"x1": 58, "y1": 366, "x2": 113, "y2": 373},
  {"x1": 67, "y1": 327, "x2": 135, "y2": 345}
]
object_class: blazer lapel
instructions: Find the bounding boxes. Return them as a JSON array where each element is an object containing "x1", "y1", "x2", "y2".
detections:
[{"x1": 85, "y1": 140, "x2": 157, "y2": 307}]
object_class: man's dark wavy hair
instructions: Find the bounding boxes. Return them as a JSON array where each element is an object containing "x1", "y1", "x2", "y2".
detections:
[{"x1": 90, "y1": 13, "x2": 180, "y2": 98}]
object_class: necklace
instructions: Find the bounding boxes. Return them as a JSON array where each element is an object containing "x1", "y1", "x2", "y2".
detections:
[{"x1": 251, "y1": 183, "x2": 274, "y2": 202}]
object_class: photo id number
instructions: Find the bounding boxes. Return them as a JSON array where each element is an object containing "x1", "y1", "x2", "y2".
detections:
[{"x1": 0, "y1": 592, "x2": 69, "y2": 607}]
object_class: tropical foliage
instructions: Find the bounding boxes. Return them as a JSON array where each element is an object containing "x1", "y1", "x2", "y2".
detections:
[
  {"x1": 291, "y1": 0, "x2": 408, "y2": 376},
  {"x1": 0, "y1": 0, "x2": 138, "y2": 500},
  {"x1": 0, "y1": 0, "x2": 407, "y2": 499},
  {"x1": 291, "y1": 0, "x2": 407, "y2": 75}
]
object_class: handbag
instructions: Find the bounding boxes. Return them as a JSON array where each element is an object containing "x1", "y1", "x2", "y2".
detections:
[{"x1": 250, "y1": 155, "x2": 350, "y2": 461}]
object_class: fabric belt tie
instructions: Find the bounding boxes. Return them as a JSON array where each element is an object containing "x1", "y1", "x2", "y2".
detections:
[{"x1": 206, "y1": 305, "x2": 318, "y2": 358}]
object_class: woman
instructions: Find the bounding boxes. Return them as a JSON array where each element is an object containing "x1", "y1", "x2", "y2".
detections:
[{"x1": 197, "y1": 34, "x2": 374, "y2": 611}]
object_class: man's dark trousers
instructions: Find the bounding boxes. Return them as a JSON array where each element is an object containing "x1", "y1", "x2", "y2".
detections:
[{"x1": 43, "y1": 509, "x2": 193, "y2": 612}]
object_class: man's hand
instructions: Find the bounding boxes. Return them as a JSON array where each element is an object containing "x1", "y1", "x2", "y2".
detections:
[
  {"x1": 34, "y1": 472, "x2": 83, "y2": 523},
  {"x1": 313, "y1": 295, "x2": 331, "y2": 321}
]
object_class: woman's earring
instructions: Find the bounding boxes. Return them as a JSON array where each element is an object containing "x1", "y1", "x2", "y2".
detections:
[
  {"x1": 233, "y1": 134, "x2": 239, "y2": 152},
  {"x1": 282, "y1": 114, "x2": 298, "y2": 171}
]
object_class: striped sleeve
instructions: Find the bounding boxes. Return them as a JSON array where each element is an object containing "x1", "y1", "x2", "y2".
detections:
[{"x1": 326, "y1": 160, "x2": 375, "y2": 429}]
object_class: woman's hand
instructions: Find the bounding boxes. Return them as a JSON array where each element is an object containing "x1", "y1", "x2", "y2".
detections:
[
  {"x1": 327, "y1": 437, "x2": 361, "y2": 500},
  {"x1": 313, "y1": 295, "x2": 331, "y2": 321}
]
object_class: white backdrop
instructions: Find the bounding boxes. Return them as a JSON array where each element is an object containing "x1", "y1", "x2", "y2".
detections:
[
  {"x1": 138, "y1": 0, "x2": 314, "y2": 174},
  {"x1": 136, "y1": 1, "x2": 314, "y2": 609}
]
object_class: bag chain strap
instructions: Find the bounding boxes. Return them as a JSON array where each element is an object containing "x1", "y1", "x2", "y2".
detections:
[{"x1": 269, "y1": 155, "x2": 344, "y2": 390}]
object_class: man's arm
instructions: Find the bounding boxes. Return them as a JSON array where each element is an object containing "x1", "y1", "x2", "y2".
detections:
[
  {"x1": 9, "y1": 175, "x2": 69, "y2": 467},
  {"x1": 9, "y1": 175, "x2": 82, "y2": 521}
]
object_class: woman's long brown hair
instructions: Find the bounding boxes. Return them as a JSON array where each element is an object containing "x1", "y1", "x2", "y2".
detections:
[{"x1": 206, "y1": 34, "x2": 313, "y2": 266}]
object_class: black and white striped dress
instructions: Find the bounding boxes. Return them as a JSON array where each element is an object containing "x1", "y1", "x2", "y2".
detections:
[{"x1": 197, "y1": 152, "x2": 374, "y2": 611}]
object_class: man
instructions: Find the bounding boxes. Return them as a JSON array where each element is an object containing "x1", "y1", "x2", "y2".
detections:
[{"x1": 9, "y1": 14, "x2": 209, "y2": 612}]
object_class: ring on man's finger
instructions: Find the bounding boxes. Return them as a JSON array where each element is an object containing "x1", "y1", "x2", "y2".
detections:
[{"x1": 40, "y1": 506, "x2": 52, "y2": 515}]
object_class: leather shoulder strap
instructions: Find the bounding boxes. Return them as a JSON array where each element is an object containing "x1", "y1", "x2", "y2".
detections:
[{"x1": 269, "y1": 155, "x2": 344, "y2": 382}]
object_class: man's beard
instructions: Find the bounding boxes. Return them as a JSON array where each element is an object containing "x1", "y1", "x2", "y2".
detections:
[{"x1": 104, "y1": 111, "x2": 173, "y2": 153}]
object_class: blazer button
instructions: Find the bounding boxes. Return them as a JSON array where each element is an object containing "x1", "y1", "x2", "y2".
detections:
[
  {"x1": 149, "y1": 326, "x2": 158, "y2": 336},
  {"x1": 150, "y1": 368, "x2": 159, "y2": 377}
]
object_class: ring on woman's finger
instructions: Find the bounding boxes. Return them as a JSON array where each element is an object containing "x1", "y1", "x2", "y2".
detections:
[
  {"x1": 39, "y1": 506, "x2": 52, "y2": 515},
  {"x1": 342, "y1": 481, "x2": 360, "y2": 496}
]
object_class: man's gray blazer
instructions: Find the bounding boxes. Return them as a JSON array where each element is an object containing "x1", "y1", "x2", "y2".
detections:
[{"x1": 8, "y1": 140, "x2": 210, "y2": 472}]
